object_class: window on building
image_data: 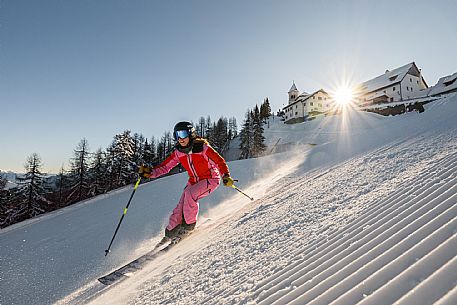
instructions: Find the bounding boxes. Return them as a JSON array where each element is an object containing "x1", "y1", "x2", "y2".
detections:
[
  {"x1": 318, "y1": 103, "x2": 322, "y2": 107},
  {"x1": 304, "y1": 103, "x2": 306, "y2": 106},
  {"x1": 318, "y1": 97, "x2": 322, "y2": 100},
  {"x1": 417, "y1": 80, "x2": 419, "y2": 84},
  {"x1": 295, "y1": 112, "x2": 298, "y2": 115},
  {"x1": 393, "y1": 87, "x2": 396, "y2": 91},
  {"x1": 390, "y1": 97, "x2": 394, "y2": 102},
  {"x1": 310, "y1": 102, "x2": 314, "y2": 106},
  {"x1": 406, "y1": 86, "x2": 409, "y2": 91},
  {"x1": 296, "y1": 105, "x2": 298, "y2": 109},
  {"x1": 410, "y1": 78, "x2": 412, "y2": 82},
  {"x1": 313, "y1": 96, "x2": 315, "y2": 99}
]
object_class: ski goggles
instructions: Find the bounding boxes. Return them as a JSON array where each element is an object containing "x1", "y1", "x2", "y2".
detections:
[{"x1": 174, "y1": 130, "x2": 190, "y2": 140}]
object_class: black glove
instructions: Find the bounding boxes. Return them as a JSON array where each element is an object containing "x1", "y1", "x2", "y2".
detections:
[
  {"x1": 222, "y1": 174, "x2": 234, "y2": 187},
  {"x1": 138, "y1": 165, "x2": 152, "y2": 178}
]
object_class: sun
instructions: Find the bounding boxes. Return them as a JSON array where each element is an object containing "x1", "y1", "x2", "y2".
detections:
[{"x1": 334, "y1": 86, "x2": 355, "y2": 106}]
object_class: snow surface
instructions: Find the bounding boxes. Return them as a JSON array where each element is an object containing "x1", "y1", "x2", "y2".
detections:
[{"x1": 1, "y1": 94, "x2": 457, "y2": 305}]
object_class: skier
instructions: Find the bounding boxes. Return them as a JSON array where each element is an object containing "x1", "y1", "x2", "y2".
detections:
[{"x1": 138, "y1": 121, "x2": 234, "y2": 243}]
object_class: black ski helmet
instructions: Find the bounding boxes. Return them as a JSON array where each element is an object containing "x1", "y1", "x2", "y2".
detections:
[{"x1": 173, "y1": 121, "x2": 196, "y2": 140}]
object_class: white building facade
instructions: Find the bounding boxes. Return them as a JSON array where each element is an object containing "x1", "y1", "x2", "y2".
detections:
[
  {"x1": 412, "y1": 72, "x2": 457, "y2": 98},
  {"x1": 357, "y1": 62, "x2": 428, "y2": 107},
  {"x1": 283, "y1": 83, "x2": 333, "y2": 123}
]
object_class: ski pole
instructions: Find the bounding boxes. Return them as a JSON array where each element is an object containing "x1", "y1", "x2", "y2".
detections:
[
  {"x1": 231, "y1": 184, "x2": 254, "y2": 201},
  {"x1": 104, "y1": 177, "x2": 141, "y2": 256}
]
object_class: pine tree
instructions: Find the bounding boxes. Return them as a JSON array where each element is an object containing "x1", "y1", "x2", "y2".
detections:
[
  {"x1": 228, "y1": 117, "x2": 238, "y2": 139},
  {"x1": 106, "y1": 145, "x2": 117, "y2": 191},
  {"x1": 0, "y1": 188, "x2": 17, "y2": 228},
  {"x1": 88, "y1": 148, "x2": 108, "y2": 196},
  {"x1": 198, "y1": 117, "x2": 206, "y2": 137},
  {"x1": 150, "y1": 136, "x2": 158, "y2": 164},
  {"x1": 211, "y1": 117, "x2": 228, "y2": 153},
  {"x1": 15, "y1": 153, "x2": 49, "y2": 219},
  {"x1": 156, "y1": 131, "x2": 173, "y2": 163},
  {"x1": 0, "y1": 170, "x2": 6, "y2": 190},
  {"x1": 132, "y1": 133, "x2": 145, "y2": 168},
  {"x1": 0, "y1": 170, "x2": 9, "y2": 227},
  {"x1": 55, "y1": 165, "x2": 70, "y2": 207},
  {"x1": 164, "y1": 131, "x2": 174, "y2": 156},
  {"x1": 260, "y1": 97, "x2": 272, "y2": 120},
  {"x1": 143, "y1": 137, "x2": 157, "y2": 166},
  {"x1": 205, "y1": 115, "x2": 213, "y2": 141},
  {"x1": 239, "y1": 110, "x2": 253, "y2": 159},
  {"x1": 67, "y1": 138, "x2": 91, "y2": 203},
  {"x1": 112, "y1": 130, "x2": 135, "y2": 186},
  {"x1": 252, "y1": 105, "x2": 266, "y2": 157},
  {"x1": 156, "y1": 137, "x2": 165, "y2": 163}
]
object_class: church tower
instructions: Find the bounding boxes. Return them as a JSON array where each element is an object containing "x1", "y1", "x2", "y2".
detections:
[{"x1": 288, "y1": 82, "x2": 299, "y2": 105}]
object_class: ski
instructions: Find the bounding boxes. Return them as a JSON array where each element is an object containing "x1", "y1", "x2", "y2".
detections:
[{"x1": 98, "y1": 232, "x2": 191, "y2": 286}]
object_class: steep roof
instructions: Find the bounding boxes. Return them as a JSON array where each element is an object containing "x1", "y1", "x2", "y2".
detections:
[
  {"x1": 358, "y1": 62, "x2": 426, "y2": 94},
  {"x1": 297, "y1": 91, "x2": 310, "y2": 100},
  {"x1": 299, "y1": 89, "x2": 329, "y2": 102},
  {"x1": 288, "y1": 82, "x2": 298, "y2": 93},
  {"x1": 283, "y1": 89, "x2": 329, "y2": 109},
  {"x1": 428, "y1": 72, "x2": 457, "y2": 96}
]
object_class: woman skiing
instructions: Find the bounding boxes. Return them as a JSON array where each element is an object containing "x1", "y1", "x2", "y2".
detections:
[{"x1": 139, "y1": 121, "x2": 234, "y2": 242}]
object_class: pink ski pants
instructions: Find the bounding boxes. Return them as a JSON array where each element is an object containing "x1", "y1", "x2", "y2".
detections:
[{"x1": 166, "y1": 178, "x2": 220, "y2": 231}]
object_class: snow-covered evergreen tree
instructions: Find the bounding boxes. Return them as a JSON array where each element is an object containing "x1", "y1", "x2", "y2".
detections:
[
  {"x1": 88, "y1": 148, "x2": 108, "y2": 196},
  {"x1": 211, "y1": 117, "x2": 228, "y2": 153},
  {"x1": 239, "y1": 110, "x2": 253, "y2": 159},
  {"x1": 252, "y1": 105, "x2": 266, "y2": 156},
  {"x1": 228, "y1": 117, "x2": 238, "y2": 139},
  {"x1": 260, "y1": 97, "x2": 272, "y2": 120},
  {"x1": 112, "y1": 130, "x2": 135, "y2": 186},
  {"x1": 198, "y1": 117, "x2": 206, "y2": 137},
  {"x1": 132, "y1": 133, "x2": 145, "y2": 168},
  {"x1": 67, "y1": 138, "x2": 91, "y2": 203},
  {"x1": 0, "y1": 170, "x2": 6, "y2": 190},
  {"x1": 0, "y1": 188, "x2": 17, "y2": 228},
  {"x1": 156, "y1": 137, "x2": 165, "y2": 164},
  {"x1": 105, "y1": 145, "x2": 117, "y2": 191},
  {"x1": 142, "y1": 137, "x2": 157, "y2": 166},
  {"x1": 164, "y1": 131, "x2": 174, "y2": 156},
  {"x1": 15, "y1": 153, "x2": 49, "y2": 219},
  {"x1": 55, "y1": 165, "x2": 70, "y2": 207},
  {"x1": 0, "y1": 170, "x2": 10, "y2": 227},
  {"x1": 205, "y1": 115, "x2": 213, "y2": 141},
  {"x1": 156, "y1": 131, "x2": 173, "y2": 163}
]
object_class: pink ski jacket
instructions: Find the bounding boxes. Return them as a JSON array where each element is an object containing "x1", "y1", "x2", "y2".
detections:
[{"x1": 149, "y1": 139, "x2": 229, "y2": 185}]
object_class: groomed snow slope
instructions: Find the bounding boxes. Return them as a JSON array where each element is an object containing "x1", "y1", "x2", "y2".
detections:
[{"x1": 86, "y1": 95, "x2": 457, "y2": 305}]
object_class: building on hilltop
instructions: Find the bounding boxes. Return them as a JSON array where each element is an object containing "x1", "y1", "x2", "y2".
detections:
[
  {"x1": 428, "y1": 72, "x2": 457, "y2": 96},
  {"x1": 411, "y1": 71, "x2": 457, "y2": 98},
  {"x1": 283, "y1": 82, "x2": 333, "y2": 124},
  {"x1": 356, "y1": 62, "x2": 428, "y2": 107}
]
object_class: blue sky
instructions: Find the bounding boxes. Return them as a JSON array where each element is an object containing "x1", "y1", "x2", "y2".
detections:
[{"x1": 1, "y1": 0, "x2": 456, "y2": 173}]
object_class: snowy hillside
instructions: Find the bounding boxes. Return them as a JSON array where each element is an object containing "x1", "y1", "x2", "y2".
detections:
[{"x1": 1, "y1": 94, "x2": 456, "y2": 305}]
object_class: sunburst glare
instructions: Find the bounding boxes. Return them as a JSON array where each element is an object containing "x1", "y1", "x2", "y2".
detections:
[{"x1": 334, "y1": 86, "x2": 355, "y2": 106}]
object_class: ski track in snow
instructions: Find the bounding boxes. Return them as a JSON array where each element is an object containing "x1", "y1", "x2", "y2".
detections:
[{"x1": 88, "y1": 114, "x2": 457, "y2": 303}]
